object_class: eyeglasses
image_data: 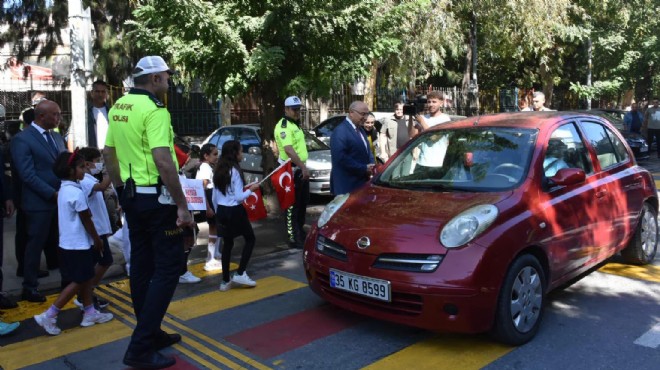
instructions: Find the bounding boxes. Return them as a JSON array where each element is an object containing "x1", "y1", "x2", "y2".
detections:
[{"x1": 351, "y1": 110, "x2": 370, "y2": 117}]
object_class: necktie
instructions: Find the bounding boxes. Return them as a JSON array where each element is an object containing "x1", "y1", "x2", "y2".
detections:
[{"x1": 45, "y1": 131, "x2": 58, "y2": 155}]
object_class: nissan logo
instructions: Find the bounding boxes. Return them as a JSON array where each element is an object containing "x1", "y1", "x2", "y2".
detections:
[{"x1": 357, "y1": 236, "x2": 370, "y2": 249}]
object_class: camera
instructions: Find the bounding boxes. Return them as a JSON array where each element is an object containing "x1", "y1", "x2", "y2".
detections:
[{"x1": 402, "y1": 95, "x2": 427, "y2": 116}]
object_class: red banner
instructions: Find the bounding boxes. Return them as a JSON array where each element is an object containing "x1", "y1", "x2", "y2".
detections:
[
  {"x1": 270, "y1": 161, "x2": 295, "y2": 210},
  {"x1": 242, "y1": 187, "x2": 267, "y2": 221}
]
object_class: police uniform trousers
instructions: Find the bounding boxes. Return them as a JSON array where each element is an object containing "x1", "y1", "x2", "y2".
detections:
[
  {"x1": 286, "y1": 168, "x2": 310, "y2": 243},
  {"x1": 121, "y1": 192, "x2": 184, "y2": 353}
]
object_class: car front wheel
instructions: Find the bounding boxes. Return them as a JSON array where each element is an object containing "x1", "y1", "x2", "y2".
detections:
[
  {"x1": 492, "y1": 254, "x2": 546, "y2": 346},
  {"x1": 621, "y1": 202, "x2": 658, "y2": 265}
]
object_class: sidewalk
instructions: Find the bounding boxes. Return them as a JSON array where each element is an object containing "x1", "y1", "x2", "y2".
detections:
[{"x1": 1, "y1": 201, "x2": 325, "y2": 298}]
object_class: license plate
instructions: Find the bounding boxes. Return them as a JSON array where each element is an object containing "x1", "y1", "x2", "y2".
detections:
[{"x1": 329, "y1": 269, "x2": 391, "y2": 302}]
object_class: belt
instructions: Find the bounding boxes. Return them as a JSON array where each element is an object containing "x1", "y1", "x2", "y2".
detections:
[{"x1": 135, "y1": 186, "x2": 158, "y2": 194}]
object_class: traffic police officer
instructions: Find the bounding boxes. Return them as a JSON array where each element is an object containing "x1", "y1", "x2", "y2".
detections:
[
  {"x1": 274, "y1": 96, "x2": 309, "y2": 248},
  {"x1": 103, "y1": 56, "x2": 192, "y2": 370}
]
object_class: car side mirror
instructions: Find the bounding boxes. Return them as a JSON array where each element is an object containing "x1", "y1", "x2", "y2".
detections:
[
  {"x1": 248, "y1": 146, "x2": 262, "y2": 155},
  {"x1": 372, "y1": 163, "x2": 384, "y2": 176},
  {"x1": 548, "y1": 168, "x2": 585, "y2": 186}
]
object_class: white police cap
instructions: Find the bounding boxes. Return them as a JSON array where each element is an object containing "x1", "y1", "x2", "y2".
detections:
[
  {"x1": 132, "y1": 56, "x2": 175, "y2": 78},
  {"x1": 284, "y1": 96, "x2": 303, "y2": 107}
]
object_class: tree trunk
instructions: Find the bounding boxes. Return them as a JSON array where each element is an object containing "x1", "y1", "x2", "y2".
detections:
[
  {"x1": 364, "y1": 59, "x2": 378, "y2": 111},
  {"x1": 539, "y1": 60, "x2": 555, "y2": 108}
]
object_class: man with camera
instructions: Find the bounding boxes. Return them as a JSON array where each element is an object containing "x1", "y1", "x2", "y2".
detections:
[{"x1": 407, "y1": 90, "x2": 451, "y2": 175}]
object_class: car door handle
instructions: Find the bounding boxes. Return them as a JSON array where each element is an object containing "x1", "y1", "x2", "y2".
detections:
[{"x1": 595, "y1": 189, "x2": 608, "y2": 199}]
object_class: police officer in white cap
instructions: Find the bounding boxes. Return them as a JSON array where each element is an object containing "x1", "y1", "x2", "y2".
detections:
[
  {"x1": 274, "y1": 96, "x2": 309, "y2": 248},
  {"x1": 104, "y1": 55, "x2": 192, "y2": 369}
]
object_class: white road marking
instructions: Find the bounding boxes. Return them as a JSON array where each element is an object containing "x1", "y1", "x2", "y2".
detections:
[{"x1": 634, "y1": 322, "x2": 660, "y2": 349}]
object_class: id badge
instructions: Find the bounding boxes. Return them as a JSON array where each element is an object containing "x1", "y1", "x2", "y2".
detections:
[{"x1": 158, "y1": 185, "x2": 176, "y2": 205}]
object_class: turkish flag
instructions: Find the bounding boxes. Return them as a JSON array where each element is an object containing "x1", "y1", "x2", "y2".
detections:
[
  {"x1": 270, "y1": 161, "x2": 295, "y2": 210},
  {"x1": 242, "y1": 187, "x2": 267, "y2": 221}
]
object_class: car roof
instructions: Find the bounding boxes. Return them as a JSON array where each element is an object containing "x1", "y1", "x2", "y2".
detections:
[{"x1": 438, "y1": 111, "x2": 609, "y2": 131}]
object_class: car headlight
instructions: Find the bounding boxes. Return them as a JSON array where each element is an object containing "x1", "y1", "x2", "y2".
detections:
[
  {"x1": 317, "y1": 193, "x2": 349, "y2": 227},
  {"x1": 309, "y1": 169, "x2": 331, "y2": 179},
  {"x1": 440, "y1": 205, "x2": 498, "y2": 248}
]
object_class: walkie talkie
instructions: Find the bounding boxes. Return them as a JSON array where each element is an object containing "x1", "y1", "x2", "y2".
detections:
[{"x1": 124, "y1": 163, "x2": 136, "y2": 200}]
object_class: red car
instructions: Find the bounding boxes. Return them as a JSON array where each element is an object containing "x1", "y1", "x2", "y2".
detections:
[{"x1": 303, "y1": 112, "x2": 658, "y2": 345}]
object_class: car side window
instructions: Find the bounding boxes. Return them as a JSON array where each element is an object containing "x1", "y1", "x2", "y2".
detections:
[
  {"x1": 209, "y1": 128, "x2": 236, "y2": 149},
  {"x1": 580, "y1": 121, "x2": 627, "y2": 169},
  {"x1": 544, "y1": 123, "x2": 593, "y2": 177},
  {"x1": 317, "y1": 116, "x2": 344, "y2": 137},
  {"x1": 239, "y1": 128, "x2": 261, "y2": 153}
]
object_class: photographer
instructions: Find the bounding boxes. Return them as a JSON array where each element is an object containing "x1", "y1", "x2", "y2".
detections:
[{"x1": 406, "y1": 90, "x2": 451, "y2": 175}]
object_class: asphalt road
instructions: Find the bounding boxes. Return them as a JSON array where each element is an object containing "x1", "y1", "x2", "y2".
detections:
[{"x1": 0, "y1": 163, "x2": 658, "y2": 369}]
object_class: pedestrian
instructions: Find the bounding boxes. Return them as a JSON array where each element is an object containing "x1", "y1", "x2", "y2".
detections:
[
  {"x1": 11, "y1": 99, "x2": 66, "y2": 302},
  {"x1": 330, "y1": 101, "x2": 375, "y2": 195},
  {"x1": 273, "y1": 96, "x2": 310, "y2": 248},
  {"x1": 33, "y1": 151, "x2": 113, "y2": 336},
  {"x1": 0, "y1": 149, "x2": 18, "y2": 311},
  {"x1": 103, "y1": 55, "x2": 192, "y2": 369},
  {"x1": 175, "y1": 145, "x2": 201, "y2": 285},
  {"x1": 409, "y1": 90, "x2": 451, "y2": 177},
  {"x1": 71, "y1": 147, "x2": 113, "y2": 310},
  {"x1": 378, "y1": 102, "x2": 408, "y2": 163},
  {"x1": 624, "y1": 103, "x2": 644, "y2": 133},
  {"x1": 643, "y1": 97, "x2": 660, "y2": 157},
  {"x1": 212, "y1": 140, "x2": 259, "y2": 291},
  {"x1": 196, "y1": 143, "x2": 222, "y2": 271},
  {"x1": 87, "y1": 80, "x2": 110, "y2": 149},
  {"x1": 363, "y1": 113, "x2": 380, "y2": 163},
  {"x1": 531, "y1": 91, "x2": 553, "y2": 111}
]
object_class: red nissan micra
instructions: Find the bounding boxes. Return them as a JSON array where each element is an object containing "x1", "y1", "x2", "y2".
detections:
[{"x1": 303, "y1": 112, "x2": 658, "y2": 345}]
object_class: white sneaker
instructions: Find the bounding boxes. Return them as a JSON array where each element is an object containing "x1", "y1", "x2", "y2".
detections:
[
  {"x1": 34, "y1": 312, "x2": 61, "y2": 335},
  {"x1": 179, "y1": 271, "x2": 201, "y2": 284},
  {"x1": 204, "y1": 260, "x2": 222, "y2": 272},
  {"x1": 231, "y1": 272, "x2": 257, "y2": 287},
  {"x1": 219, "y1": 281, "x2": 233, "y2": 292},
  {"x1": 81, "y1": 309, "x2": 113, "y2": 327}
]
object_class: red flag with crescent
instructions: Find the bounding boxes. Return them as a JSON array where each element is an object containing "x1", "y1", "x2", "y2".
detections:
[
  {"x1": 242, "y1": 186, "x2": 267, "y2": 221},
  {"x1": 270, "y1": 161, "x2": 295, "y2": 210}
]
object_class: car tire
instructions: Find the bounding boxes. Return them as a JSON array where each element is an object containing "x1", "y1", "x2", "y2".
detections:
[
  {"x1": 491, "y1": 254, "x2": 546, "y2": 346},
  {"x1": 621, "y1": 202, "x2": 658, "y2": 265}
]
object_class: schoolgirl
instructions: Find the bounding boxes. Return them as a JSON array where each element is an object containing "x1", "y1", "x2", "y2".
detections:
[
  {"x1": 34, "y1": 150, "x2": 113, "y2": 335},
  {"x1": 196, "y1": 143, "x2": 222, "y2": 271},
  {"x1": 212, "y1": 140, "x2": 259, "y2": 291}
]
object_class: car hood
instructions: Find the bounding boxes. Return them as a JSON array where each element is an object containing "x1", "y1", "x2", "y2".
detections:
[
  {"x1": 307, "y1": 150, "x2": 332, "y2": 170},
  {"x1": 319, "y1": 184, "x2": 513, "y2": 255}
]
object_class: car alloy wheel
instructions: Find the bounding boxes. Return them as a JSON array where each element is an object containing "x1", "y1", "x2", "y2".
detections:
[
  {"x1": 492, "y1": 254, "x2": 546, "y2": 345},
  {"x1": 621, "y1": 202, "x2": 658, "y2": 264}
]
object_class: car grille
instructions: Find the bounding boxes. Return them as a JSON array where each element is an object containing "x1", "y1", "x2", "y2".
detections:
[
  {"x1": 316, "y1": 236, "x2": 347, "y2": 261},
  {"x1": 316, "y1": 271, "x2": 423, "y2": 316},
  {"x1": 373, "y1": 254, "x2": 444, "y2": 273}
]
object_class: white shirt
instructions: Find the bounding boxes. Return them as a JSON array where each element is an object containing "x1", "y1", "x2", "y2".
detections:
[
  {"x1": 80, "y1": 173, "x2": 112, "y2": 236},
  {"x1": 93, "y1": 106, "x2": 109, "y2": 149},
  {"x1": 212, "y1": 167, "x2": 252, "y2": 206},
  {"x1": 196, "y1": 162, "x2": 214, "y2": 189},
  {"x1": 417, "y1": 114, "x2": 451, "y2": 167},
  {"x1": 57, "y1": 180, "x2": 93, "y2": 250}
]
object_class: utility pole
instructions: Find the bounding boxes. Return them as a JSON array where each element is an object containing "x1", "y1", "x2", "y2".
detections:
[{"x1": 68, "y1": 0, "x2": 93, "y2": 148}]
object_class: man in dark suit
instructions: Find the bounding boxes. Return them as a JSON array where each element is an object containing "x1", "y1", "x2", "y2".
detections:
[
  {"x1": 10, "y1": 100, "x2": 66, "y2": 302},
  {"x1": 330, "y1": 101, "x2": 375, "y2": 195}
]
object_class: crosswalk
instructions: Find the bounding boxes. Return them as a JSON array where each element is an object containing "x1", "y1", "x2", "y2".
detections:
[{"x1": 0, "y1": 256, "x2": 658, "y2": 370}]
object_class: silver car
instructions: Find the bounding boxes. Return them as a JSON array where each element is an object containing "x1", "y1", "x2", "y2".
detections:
[{"x1": 202, "y1": 124, "x2": 332, "y2": 195}]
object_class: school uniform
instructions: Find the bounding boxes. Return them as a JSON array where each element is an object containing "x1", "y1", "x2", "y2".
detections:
[
  {"x1": 57, "y1": 180, "x2": 94, "y2": 284},
  {"x1": 212, "y1": 167, "x2": 255, "y2": 283},
  {"x1": 80, "y1": 173, "x2": 113, "y2": 267}
]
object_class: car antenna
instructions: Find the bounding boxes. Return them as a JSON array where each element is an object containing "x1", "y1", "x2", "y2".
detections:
[{"x1": 473, "y1": 115, "x2": 481, "y2": 126}]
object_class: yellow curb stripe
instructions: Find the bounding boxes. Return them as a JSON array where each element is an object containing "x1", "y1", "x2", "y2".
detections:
[
  {"x1": 0, "y1": 296, "x2": 77, "y2": 323},
  {"x1": 0, "y1": 320, "x2": 131, "y2": 370},
  {"x1": 100, "y1": 280, "x2": 274, "y2": 370},
  {"x1": 166, "y1": 276, "x2": 308, "y2": 320},
  {"x1": 362, "y1": 335, "x2": 514, "y2": 370},
  {"x1": 598, "y1": 263, "x2": 660, "y2": 283},
  {"x1": 96, "y1": 289, "x2": 236, "y2": 370}
]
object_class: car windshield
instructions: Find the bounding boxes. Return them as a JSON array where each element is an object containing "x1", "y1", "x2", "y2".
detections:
[
  {"x1": 304, "y1": 131, "x2": 330, "y2": 151},
  {"x1": 376, "y1": 127, "x2": 538, "y2": 192}
]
